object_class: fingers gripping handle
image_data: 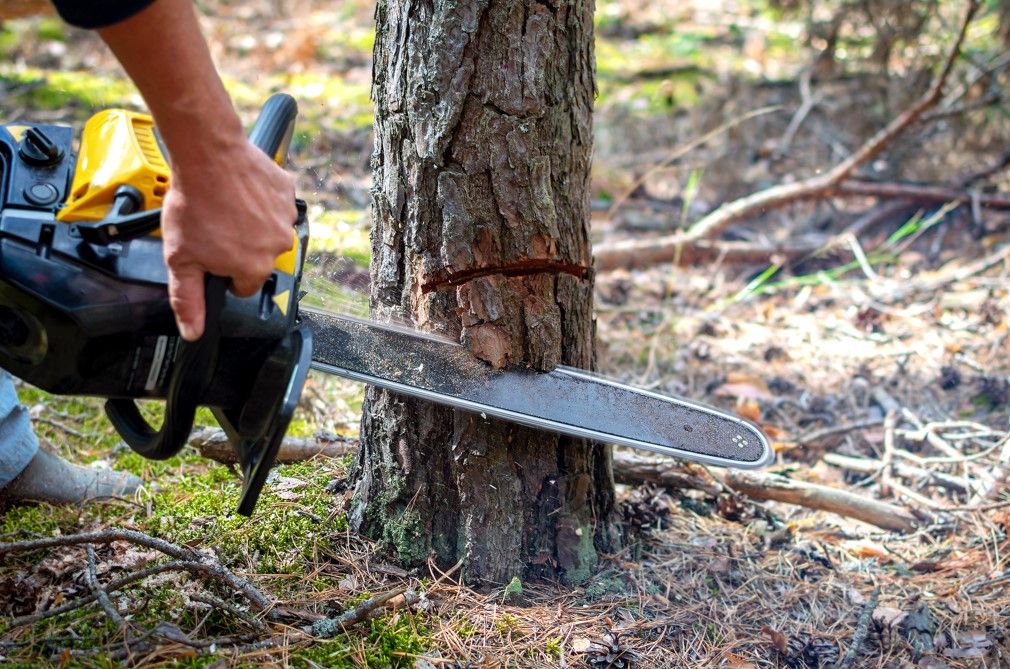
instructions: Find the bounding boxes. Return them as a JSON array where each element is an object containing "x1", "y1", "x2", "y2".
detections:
[
  {"x1": 107, "y1": 94, "x2": 298, "y2": 462},
  {"x1": 105, "y1": 277, "x2": 229, "y2": 459}
]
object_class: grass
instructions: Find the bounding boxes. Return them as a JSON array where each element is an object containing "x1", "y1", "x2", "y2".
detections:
[
  {"x1": 731, "y1": 202, "x2": 961, "y2": 302},
  {"x1": 0, "y1": 67, "x2": 139, "y2": 113}
]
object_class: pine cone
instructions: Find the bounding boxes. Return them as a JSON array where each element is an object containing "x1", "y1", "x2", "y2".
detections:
[
  {"x1": 803, "y1": 636, "x2": 840, "y2": 668},
  {"x1": 586, "y1": 631, "x2": 636, "y2": 669},
  {"x1": 773, "y1": 630, "x2": 839, "y2": 669},
  {"x1": 621, "y1": 485, "x2": 672, "y2": 533}
]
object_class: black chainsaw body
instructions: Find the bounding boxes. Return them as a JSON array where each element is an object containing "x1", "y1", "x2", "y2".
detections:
[{"x1": 0, "y1": 94, "x2": 311, "y2": 515}]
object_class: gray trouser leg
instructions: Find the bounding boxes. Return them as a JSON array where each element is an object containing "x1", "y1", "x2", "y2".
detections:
[{"x1": 0, "y1": 371, "x2": 39, "y2": 489}]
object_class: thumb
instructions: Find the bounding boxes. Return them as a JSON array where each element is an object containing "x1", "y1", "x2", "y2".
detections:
[{"x1": 168, "y1": 265, "x2": 206, "y2": 341}]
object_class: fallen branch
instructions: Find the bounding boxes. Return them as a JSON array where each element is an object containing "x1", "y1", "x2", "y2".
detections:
[
  {"x1": 613, "y1": 451, "x2": 723, "y2": 495},
  {"x1": 836, "y1": 180, "x2": 1010, "y2": 208},
  {"x1": 593, "y1": 1, "x2": 981, "y2": 272},
  {"x1": 723, "y1": 470, "x2": 922, "y2": 532},
  {"x1": 684, "y1": 1, "x2": 978, "y2": 242},
  {"x1": 310, "y1": 588, "x2": 418, "y2": 637},
  {"x1": 190, "y1": 427, "x2": 357, "y2": 464},
  {"x1": 797, "y1": 418, "x2": 884, "y2": 446},
  {"x1": 84, "y1": 544, "x2": 127, "y2": 630},
  {"x1": 612, "y1": 452, "x2": 922, "y2": 532},
  {"x1": 594, "y1": 237, "x2": 821, "y2": 273},
  {"x1": 8, "y1": 560, "x2": 208, "y2": 628},
  {"x1": 824, "y1": 453, "x2": 971, "y2": 495},
  {"x1": 0, "y1": 528, "x2": 278, "y2": 621}
]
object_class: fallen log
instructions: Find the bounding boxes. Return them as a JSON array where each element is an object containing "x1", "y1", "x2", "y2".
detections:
[
  {"x1": 723, "y1": 470, "x2": 922, "y2": 532},
  {"x1": 593, "y1": 237, "x2": 820, "y2": 273},
  {"x1": 188, "y1": 427, "x2": 357, "y2": 464},
  {"x1": 612, "y1": 451, "x2": 723, "y2": 495}
]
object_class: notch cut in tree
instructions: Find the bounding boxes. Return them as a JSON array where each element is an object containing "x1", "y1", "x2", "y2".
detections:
[{"x1": 350, "y1": 0, "x2": 619, "y2": 585}]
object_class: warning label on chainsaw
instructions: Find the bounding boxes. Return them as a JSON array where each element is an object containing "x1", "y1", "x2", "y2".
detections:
[{"x1": 127, "y1": 335, "x2": 180, "y2": 394}]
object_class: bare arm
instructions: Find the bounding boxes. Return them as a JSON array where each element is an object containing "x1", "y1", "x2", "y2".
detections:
[{"x1": 96, "y1": 0, "x2": 295, "y2": 340}]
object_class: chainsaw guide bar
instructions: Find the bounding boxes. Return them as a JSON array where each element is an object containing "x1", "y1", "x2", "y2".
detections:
[{"x1": 303, "y1": 308, "x2": 773, "y2": 468}]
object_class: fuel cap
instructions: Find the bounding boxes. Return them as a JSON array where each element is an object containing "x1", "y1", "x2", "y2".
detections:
[{"x1": 18, "y1": 127, "x2": 64, "y2": 167}]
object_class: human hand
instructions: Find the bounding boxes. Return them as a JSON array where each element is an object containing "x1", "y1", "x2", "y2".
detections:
[{"x1": 161, "y1": 132, "x2": 296, "y2": 341}]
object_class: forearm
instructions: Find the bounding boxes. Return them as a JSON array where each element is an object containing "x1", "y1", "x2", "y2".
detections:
[{"x1": 96, "y1": 0, "x2": 243, "y2": 168}]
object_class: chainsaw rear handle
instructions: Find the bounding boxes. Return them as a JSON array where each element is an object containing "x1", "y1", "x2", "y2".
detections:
[
  {"x1": 105, "y1": 94, "x2": 299, "y2": 460},
  {"x1": 105, "y1": 276, "x2": 228, "y2": 459}
]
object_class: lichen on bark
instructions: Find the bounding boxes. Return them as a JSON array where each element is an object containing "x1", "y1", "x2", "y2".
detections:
[{"x1": 351, "y1": 0, "x2": 618, "y2": 585}]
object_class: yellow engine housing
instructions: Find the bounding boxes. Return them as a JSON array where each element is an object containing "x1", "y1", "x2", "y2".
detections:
[
  {"x1": 57, "y1": 109, "x2": 169, "y2": 223},
  {"x1": 57, "y1": 108, "x2": 297, "y2": 275}
]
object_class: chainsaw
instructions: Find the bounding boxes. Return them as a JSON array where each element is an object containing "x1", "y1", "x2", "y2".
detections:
[{"x1": 0, "y1": 94, "x2": 772, "y2": 515}]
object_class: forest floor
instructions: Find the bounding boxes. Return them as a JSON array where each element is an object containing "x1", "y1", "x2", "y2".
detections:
[{"x1": 2, "y1": 0, "x2": 1010, "y2": 667}]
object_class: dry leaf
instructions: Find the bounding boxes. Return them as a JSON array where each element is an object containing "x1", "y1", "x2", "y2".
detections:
[
  {"x1": 572, "y1": 637, "x2": 592, "y2": 653},
  {"x1": 724, "y1": 652, "x2": 757, "y2": 668},
  {"x1": 842, "y1": 540, "x2": 890, "y2": 560},
  {"x1": 872, "y1": 606, "x2": 907, "y2": 629},
  {"x1": 943, "y1": 630, "x2": 993, "y2": 659},
  {"x1": 736, "y1": 398, "x2": 762, "y2": 422},
  {"x1": 714, "y1": 382, "x2": 772, "y2": 402},
  {"x1": 762, "y1": 425, "x2": 785, "y2": 439},
  {"x1": 761, "y1": 625, "x2": 788, "y2": 653}
]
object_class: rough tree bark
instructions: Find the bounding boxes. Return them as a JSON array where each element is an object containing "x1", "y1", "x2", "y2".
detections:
[{"x1": 349, "y1": 0, "x2": 618, "y2": 585}]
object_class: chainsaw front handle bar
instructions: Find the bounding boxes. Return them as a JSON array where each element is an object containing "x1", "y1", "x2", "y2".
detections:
[{"x1": 105, "y1": 93, "x2": 299, "y2": 460}]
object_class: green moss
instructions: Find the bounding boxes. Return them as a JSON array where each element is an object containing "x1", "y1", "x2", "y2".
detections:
[
  {"x1": 382, "y1": 508, "x2": 427, "y2": 566},
  {"x1": 585, "y1": 575, "x2": 628, "y2": 601},
  {"x1": 545, "y1": 636, "x2": 563, "y2": 660},
  {"x1": 454, "y1": 619, "x2": 477, "y2": 639},
  {"x1": 293, "y1": 613, "x2": 429, "y2": 668},
  {"x1": 141, "y1": 459, "x2": 348, "y2": 573},
  {"x1": 562, "y1": 522, "x2": 599, "y2": 586},
  {"x1": 502, "y1": 576, "x2": 523, "y2": 602},
  {"x1": 493, "y1": 612, "x2": 522, "y2": 637},
  {"x1": 0, "y1": 503, "x2": 64, "y2": 539},
  {"x1": 35, "y1": 18, "x2": 65, "y2": 42}
]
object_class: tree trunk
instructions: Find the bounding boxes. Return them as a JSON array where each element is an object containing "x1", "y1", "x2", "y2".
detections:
[{"x1": 350, "y1": 0, "x2": 618, "y2": 585}]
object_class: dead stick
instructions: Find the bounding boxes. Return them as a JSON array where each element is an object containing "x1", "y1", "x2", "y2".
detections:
[
  {"x1": 85, "y1": 544, "x2": 127, "y2": 629},
  {"x1": 0, "y1": 529, "x2": 276, "y2": 618},
  {"x1": 310, "y1": 588, "x2": 415, "y2": 637},
  {"x1": 593, "y1": 1, "x2": 980, "y2": 272},
  {"x1": 613, "y1": 451, "x2": 723, "y2": 495},
  {"x1": 7, "y1": 560, "x2": 207, "y2": 628},
  {"x1": 594, "y1": 237, "x2": 822, "y2": 273},
  {"x1": 685, "y1": 1, "x2": 978, "y2": 242},
  {"x1": 836, "y1": 180, "x2": 1010, "y2": 207},
  {"x1": 190, "y1": 428, "x2": 357, "y2": 465},
  {"x1": 723, "y1": 470, "x2": 921, "y2": 532},
  {"x1": 797, "y1": 418, "x2": 884, "y2": 446},
  {"x1": 823, "y1": 453, "x2": 971, "y2": 494},
  {"x1": 880, "y1": 411, "x2": 897, "y2": 497},
  {"x1": 835, "y1": 587, "x2": 880, "y2": 669}
]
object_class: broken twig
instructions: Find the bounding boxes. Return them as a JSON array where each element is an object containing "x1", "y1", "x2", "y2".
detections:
[{"x1": 835, "y1": 587, "x2": 881, "y2": 669}]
